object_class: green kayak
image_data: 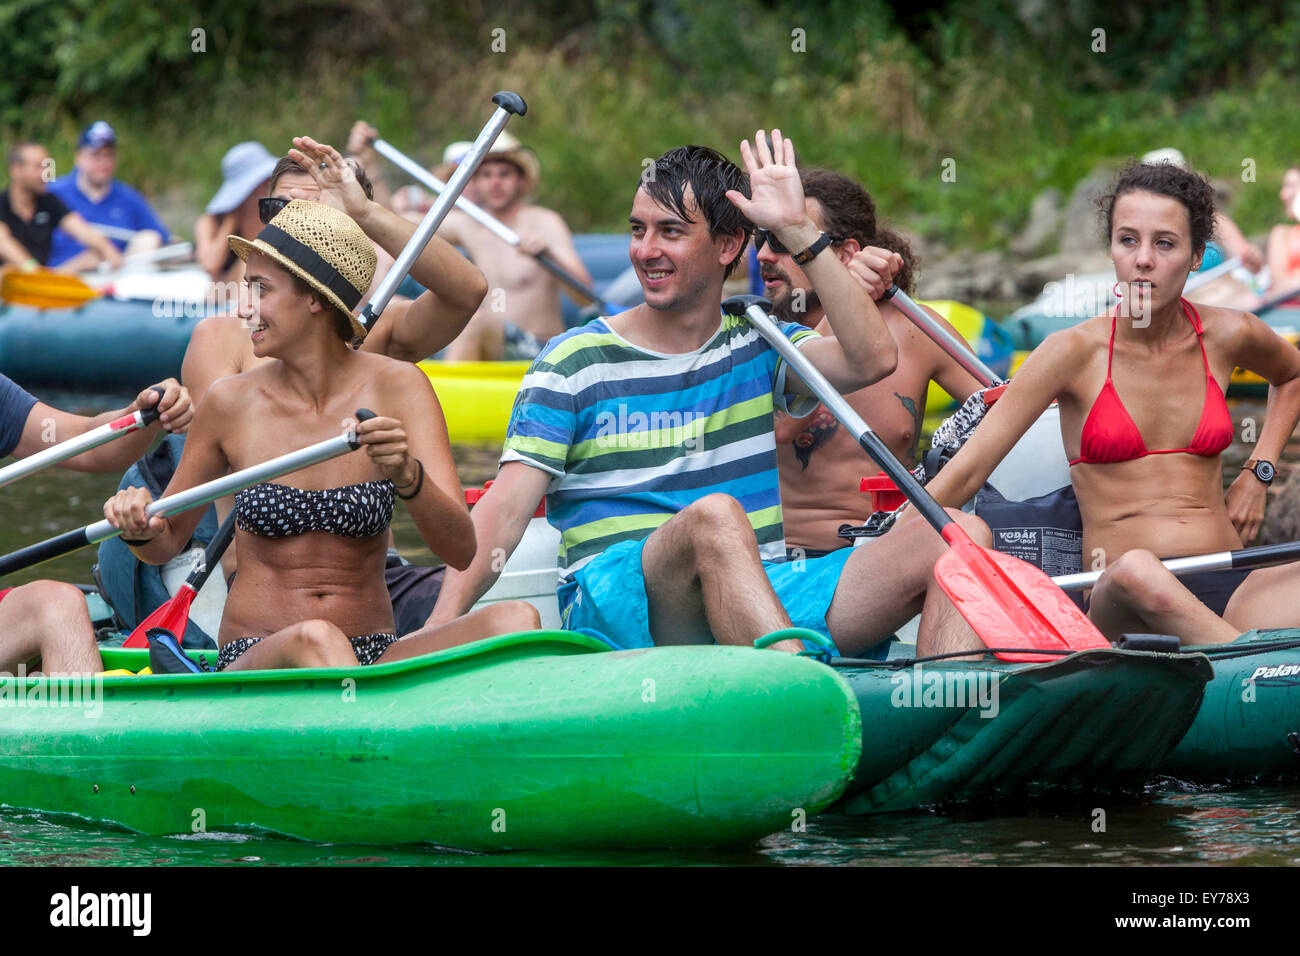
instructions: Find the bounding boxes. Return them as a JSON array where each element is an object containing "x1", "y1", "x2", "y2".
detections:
[
  {"x1": 1158, "y1": 629, "x2": 1300, "y2": 782},
  {"x1": 0, "y1": 633, "x2": 862, "y2": 851},
  {"x1": 833, "y1": 646, "x2": 1213, "y2": 814}
]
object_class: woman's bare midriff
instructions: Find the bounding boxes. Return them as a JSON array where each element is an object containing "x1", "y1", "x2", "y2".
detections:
[
  {"x1": 1071, "y1": 454, "x2": 1243, "y2": 566},
  {"x1": 217, "y1": 531, "x2": 394, "y2": 644}
]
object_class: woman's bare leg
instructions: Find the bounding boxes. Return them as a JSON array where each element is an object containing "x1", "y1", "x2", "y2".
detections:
[
  {"x1": 221, "y1": 619, "x2": 357, "y2": 671},
  {"x1": 1087, "y1": 550, "x2": 1238, "y2": 644},
  {"x1": 378, "y1": 601, "x2": 540, "y2": 662}
]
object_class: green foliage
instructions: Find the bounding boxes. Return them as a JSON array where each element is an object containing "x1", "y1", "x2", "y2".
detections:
[{"x1": 5, "y1": 0, "x2": 1299, "y2": 251}]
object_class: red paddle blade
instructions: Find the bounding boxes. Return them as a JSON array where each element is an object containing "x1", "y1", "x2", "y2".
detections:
[
  {"x1": 121, "y1": 584, "x2": 197, "y2": 649},
  {"x1": 934, "y1": 540, "x2": 1110, "y2": 662}
]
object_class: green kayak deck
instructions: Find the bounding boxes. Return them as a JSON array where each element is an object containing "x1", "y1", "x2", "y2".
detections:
[
  {"x1": 833, "y1": 646, "x2": 1213, "y2": 814},
  {"x1": 1158, "y1": 629, "x2": 1300, "y2": 782},
  {"x1": 0, "y1": 632, "x2": 862, "y2": 851}
]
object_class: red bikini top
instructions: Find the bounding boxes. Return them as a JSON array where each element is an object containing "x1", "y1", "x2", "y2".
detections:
[{"x1": 1070, "y1": 299, "x2": 1232, "y2": 466}]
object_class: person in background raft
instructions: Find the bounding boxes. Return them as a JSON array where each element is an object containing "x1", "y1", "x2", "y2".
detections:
[
  {"x1": 909, "y1": 161, "x2": 1300, "y2": 647},
  {"x1": 194, "y1": 141, "x2": 277, "y2": 285},
  {"x1": 173, "y1": 135, "x2": 487, "y2": 631},
  {"x1": 434, "y1": 131, "x2": 598, "y2": 360},
  {"x1": 48, "y1": 121, "x2": 171, "y2": 271},
  {"x1": 0, "y1": 374, "x2": 192, "y2": 673},
  {"x1": 103, "y1": 200, "x2": 536, "y2": 671},
  {"x1": 1260, "y1": 165, "x2": 1300, "y2": 306},
  {"x1": 429, "y1": 132, "x2": 992, "y2": 659},
  {"x1": 766, "y1": 167, "x2": 983, "y2": 557},
  {"x1": 0, "y1": 142, "x2": 124, "y2": 271}
]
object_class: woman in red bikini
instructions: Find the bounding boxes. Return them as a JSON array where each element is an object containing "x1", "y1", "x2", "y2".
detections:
[{"x1": 917, "y1": 161, "x2": 1300, "y2": 646}]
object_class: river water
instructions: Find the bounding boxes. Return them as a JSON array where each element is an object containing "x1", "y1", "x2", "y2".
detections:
[{"x1": 0, "y1": 390, "x2": 1296, "y2": 867}]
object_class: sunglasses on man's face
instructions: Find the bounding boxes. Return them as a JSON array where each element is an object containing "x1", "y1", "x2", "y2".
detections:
[
  {"x1": 259, "y1": 196, "x2": 290, "y2": 225},
  {"x1": 754, "y1": 229, "x2": 846, "y2": 256}
]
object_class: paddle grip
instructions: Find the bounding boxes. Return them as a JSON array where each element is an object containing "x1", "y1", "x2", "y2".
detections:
[
  {"x1": 138, "y1": 385, "x2": 166, "y2": 426},
  {"x1": 350, "y1": 409, "x2": 376, "y2": 450},
  {"x1": 491, "y1": 91, "x2": 528, "y2": 115}
]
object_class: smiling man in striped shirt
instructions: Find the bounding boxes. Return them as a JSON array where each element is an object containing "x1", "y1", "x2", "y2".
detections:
[{"x1": 429, "y1": 131, "x2": 987, "y2": 658}]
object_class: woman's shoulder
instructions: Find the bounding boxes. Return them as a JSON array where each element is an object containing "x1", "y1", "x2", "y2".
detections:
[{"x1": 1189, "y1": 300, "x2": 1255, "y2": 336}]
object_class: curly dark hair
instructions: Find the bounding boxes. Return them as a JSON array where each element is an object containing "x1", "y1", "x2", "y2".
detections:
[
  {"x1": 1097, "y1": 161, "x2": 1217, "y2": 253},
  {"x1": 637, "y1": 145, "x2": 751, "y2": 277},
  {"x1": 800, "y1": 167, "x2": 916, "y2": 295}
]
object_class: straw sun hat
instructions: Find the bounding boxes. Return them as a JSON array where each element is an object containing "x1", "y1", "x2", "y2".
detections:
[
  {"x1": 228, "y1": 200, "x2": 377, "y2": 340},
  {"x1": 483, "y1": 131, "x2": 540, "y2": 192}
]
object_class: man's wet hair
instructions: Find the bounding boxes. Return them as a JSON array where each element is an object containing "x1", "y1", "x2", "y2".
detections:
[
  {"x1": 1097, "y1": 161, "x2": 1217, "y2": 253},
  {"x1": 269, "y1": 155, "x2": 375, "y2": 201},
  {"x1": 800, "y1": 167, "x2": 916, "y2": 295},
  {"x1": 638, "y1": 145, "x2": 751, "y2": 277}
]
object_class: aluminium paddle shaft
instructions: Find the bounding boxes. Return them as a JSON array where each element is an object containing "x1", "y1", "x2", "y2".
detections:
[
  {"x1": 883, "y1": 286, "x2": 999, "y2": 387},
  {"x1": 357, "y1": 91, "x2": 528, "y2": 332},
  {"x1": 1052, "y1": 538, "x2": 1300, "y2": 592},
  {"x1": 0, "y1": 387, "x2": 164, "y2": 489},
  {"x1": 370, "y1": 137, "x2": 609, "y2": 306},
  {"x1": 0, "y1": 412, "x2": 373, "y2": 579}
]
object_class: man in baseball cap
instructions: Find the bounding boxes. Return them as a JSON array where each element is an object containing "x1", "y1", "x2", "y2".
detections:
[{"x1": 48, "y1": 121, "x2": 171, "y2": 270}]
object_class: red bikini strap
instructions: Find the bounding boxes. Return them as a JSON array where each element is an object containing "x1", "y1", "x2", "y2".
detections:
[
  {"x1": 1106, "y1": 305, "x2": 1120, "y2": 378},
  {"x1": 1180, "y1": 298, "x2": 1214, "y2": 376}
]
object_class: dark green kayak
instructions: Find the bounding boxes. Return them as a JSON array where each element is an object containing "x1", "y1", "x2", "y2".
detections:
[
  {"x1": 1159, "y1": 629, "x2": 1300, "y2": 782},
  {"x1": 0, "y1": 633, "x2": 862, "y2": 850},
  {"x1": 833, "y1": 646, "x2": 1213, "y2": 814}
]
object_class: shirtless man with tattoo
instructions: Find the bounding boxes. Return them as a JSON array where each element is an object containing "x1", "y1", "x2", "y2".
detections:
[{"x1": 765, "y1": 168, "x2": 984, "y2": 556}]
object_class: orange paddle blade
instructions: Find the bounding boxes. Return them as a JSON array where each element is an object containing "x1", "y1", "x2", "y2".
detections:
[
  {"x1": 122, "y1": 583, "x2": 196, "y2": 648},
  {"x1": 934, "y1": 539, "x2": 1110, "y2": 662},
  {"x1": 0, "y1": 267, "x2": 99, "y2": 308}
]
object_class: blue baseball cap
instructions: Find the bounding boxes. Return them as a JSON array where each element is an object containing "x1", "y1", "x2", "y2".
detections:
[{"x1": 78, "y1": 121, "x2": 117, "y2": 150}]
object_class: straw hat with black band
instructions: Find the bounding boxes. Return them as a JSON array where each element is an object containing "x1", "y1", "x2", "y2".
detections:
[{"x1": 228, "y1": 200, "x2": 376, "y2": 341}]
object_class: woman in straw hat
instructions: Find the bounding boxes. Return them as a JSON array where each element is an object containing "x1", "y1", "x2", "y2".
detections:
[{"x1": 103, "y1": 199, "x2": 539, "y2": 670}]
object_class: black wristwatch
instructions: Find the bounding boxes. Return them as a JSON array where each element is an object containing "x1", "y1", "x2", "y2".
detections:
[
  {"x1": 791, "y1": 232, "x2": 835, "y2": 265},
  {"x1": 1243, "y1": 459, "x2": 1276, "y2": 485}
]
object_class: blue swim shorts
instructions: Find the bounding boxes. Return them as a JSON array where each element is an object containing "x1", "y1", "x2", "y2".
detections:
[{"x1": 557, "y1": 539, "x2": 890, "y2": 659}]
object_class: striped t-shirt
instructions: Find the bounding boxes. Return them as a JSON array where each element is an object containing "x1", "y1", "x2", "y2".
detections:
[{"x1": 501, "y1": 312, "x2": 820, "y2": 579}]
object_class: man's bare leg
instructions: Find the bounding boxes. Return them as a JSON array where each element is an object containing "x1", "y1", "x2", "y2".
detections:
[
  {"x1": 826, "y1": 508, "x2": 990, "y2": 658},
  {"x1": 640, "y1": 494, "x2": 799, "y2": 649},
  {"x1": 0, "y1": 581, "x2": 101, "y2": 674}
]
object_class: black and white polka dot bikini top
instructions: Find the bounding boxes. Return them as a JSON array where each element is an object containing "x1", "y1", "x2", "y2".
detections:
[{"x1": 234, "y1": 480, "x2": 395, "y2": 539}]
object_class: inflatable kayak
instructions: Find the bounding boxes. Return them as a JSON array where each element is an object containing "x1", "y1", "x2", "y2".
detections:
[
  {"x1": 832, "y1": 646, "x2": 1213, "y2": 813},
  {"x1": 418, "y1": 360, "x2": 529, "y2": 444},
  {"x1": 0, "y1": 634, "x2": 861, "y2": 850},
  {"x1": 1158, "y1": 629, "x2": 1300, "y2": 782}
]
